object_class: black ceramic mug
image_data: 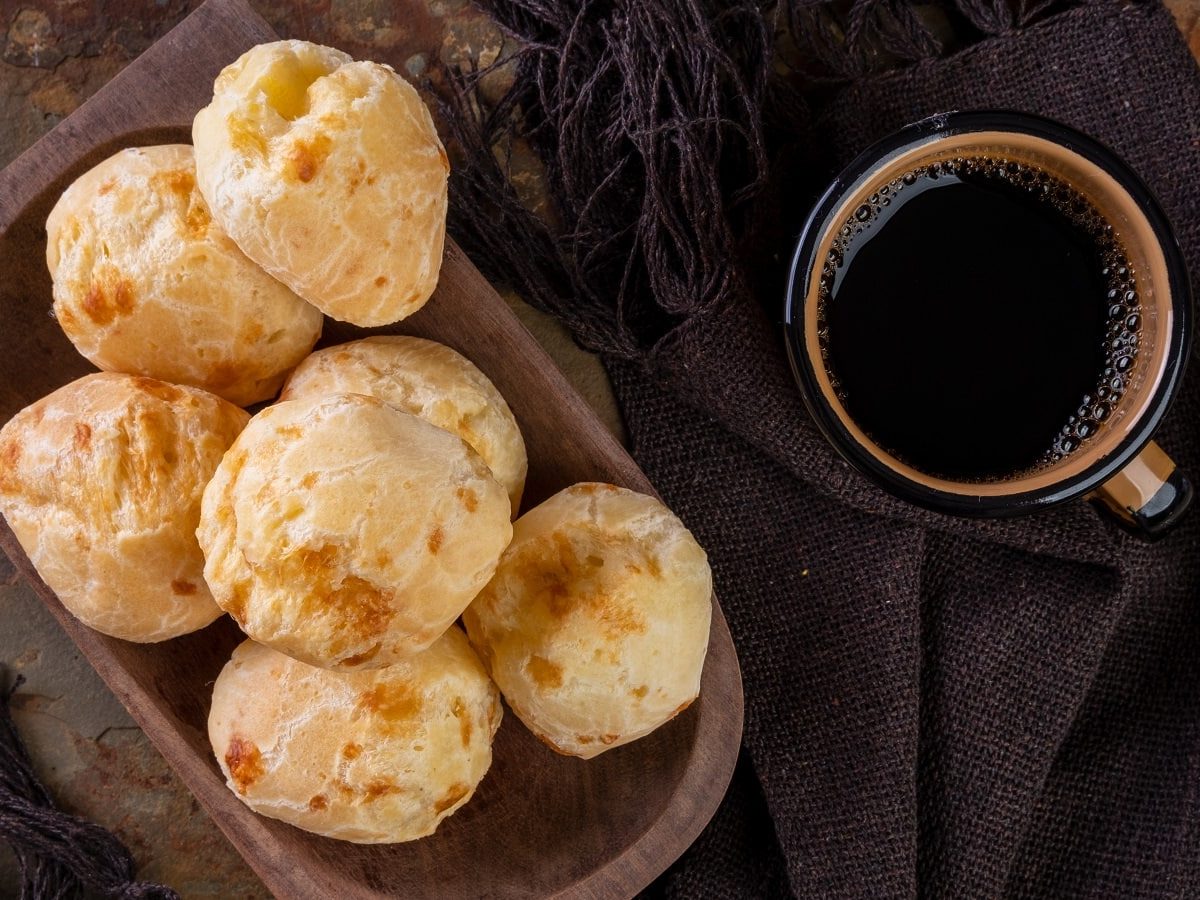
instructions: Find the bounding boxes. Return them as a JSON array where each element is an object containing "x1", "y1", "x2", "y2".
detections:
[{"x1": 784, "y1": 111, "x2": 1193, "y2": 538}]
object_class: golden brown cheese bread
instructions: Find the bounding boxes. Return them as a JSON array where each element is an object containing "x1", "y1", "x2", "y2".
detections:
[
  {"x1": 198, "y1": 392, "x2": 512, "y2": 670},
  {"x1": 209, "y1": 631, "x2": 502, "y2": 843},
  {"x1": 280, "y1": 336, "x2": 527, "y2": 513},
  {"x1": 0, "y1": 373, "x2": 248, "y2": 641},
  {"x1": 45, "y1": 144, "x2": 323, "y2": 406},
  {"x1": 192, "y1": 40, "x2": 448, "y2": 327},
  {"x1": 463, "y1": 483, "x2": 712, "y2": 759}
]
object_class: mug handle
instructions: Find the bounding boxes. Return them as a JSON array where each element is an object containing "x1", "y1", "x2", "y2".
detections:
[{"x1": 1088, "y1": 441, "x2": 1193, "y2": 540}]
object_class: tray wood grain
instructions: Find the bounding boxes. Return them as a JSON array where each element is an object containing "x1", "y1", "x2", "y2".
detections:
[{"x1": 0, "y1": 1, "x2": 743, "y2": 897}]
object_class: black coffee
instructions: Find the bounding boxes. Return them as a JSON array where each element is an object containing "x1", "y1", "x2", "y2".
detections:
[{"x1": 818, "y1": 157, "x2": 1141, "y2": 481}]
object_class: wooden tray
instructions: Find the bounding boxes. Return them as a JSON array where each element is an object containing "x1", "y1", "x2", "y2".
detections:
[{"x1": 0, "y1": 1, "x2": 743, "y2": 897}]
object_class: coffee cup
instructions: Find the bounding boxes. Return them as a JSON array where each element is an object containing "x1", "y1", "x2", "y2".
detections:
[{"x1": 784, "y1": 111, "x2": 1192, "y2": 538}]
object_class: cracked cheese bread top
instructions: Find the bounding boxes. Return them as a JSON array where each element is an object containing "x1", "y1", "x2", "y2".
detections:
[
  {"x1": 193, "y1": 40, "x2": 448, "y2": 327},
  {"x1": 0, "y1": 372, "x2": 249, "y2": 641}
]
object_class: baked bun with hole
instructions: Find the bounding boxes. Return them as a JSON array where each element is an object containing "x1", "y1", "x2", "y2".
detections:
[
  {"x1": 0, "y1": 373, "x2": 248, "y2": 641},
  {"x1": 463, "y1": 483, "x2": 712, "y2": 758},
  {"x1": 45, "y1": 144, "x2": 323, "y2": 406},
  {"x1": 209, "y1": 630, "x2": 501, "y2": 842},
  {"x1": 198, "y1": 392, "x2": 511, "y2": 670},
  {"x1": 192, "y1": 40, "x2": 448, "y2": 327},
  {"x1": 281, "y1": 336, "x2": 526, "y2": 513}
]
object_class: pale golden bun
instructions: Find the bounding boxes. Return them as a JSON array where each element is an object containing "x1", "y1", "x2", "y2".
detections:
[
  {"x1": 280, "y1": 336, "x2": 527, "y2": 512},
  {"x1": 45, "y1": 144, "x2": 323, "y2": 407},
  {"x1": 198, "y1": 392, "x2": 512, "y2": 670},
  {"x1": 0, "y1": 373, "x2": 248, "y2": 641},
  {"x1": 192, "y1": 40, "x2": 448, "y2": 327},
  {"x1": 209, "y1": 630, "x2": 501, "y2": 843},
  {"x1": 463, "y1": 483, "x2": 712, "y2": 759}
]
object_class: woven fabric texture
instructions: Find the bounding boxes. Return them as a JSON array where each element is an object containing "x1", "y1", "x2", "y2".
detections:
[{"x1": 622, "y1": 3, "x2": 1200, "y2": 897}]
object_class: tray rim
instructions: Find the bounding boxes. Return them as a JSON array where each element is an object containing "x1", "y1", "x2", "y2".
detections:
[{"x1": 0, "y1": 2, "x2": 745, "y2": 896}]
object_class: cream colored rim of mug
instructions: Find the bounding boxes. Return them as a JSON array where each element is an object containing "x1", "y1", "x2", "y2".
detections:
[{"x1": 804, "y1": 130, "x2": 1172, "y2": 496}]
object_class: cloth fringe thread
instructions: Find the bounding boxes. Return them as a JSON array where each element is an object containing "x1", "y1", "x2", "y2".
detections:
[
  {"x1": 438, "y1": 0, "x2": 1098, "y2": 357},
  {"x1": 0, "y1": 671, "x2": 179, "y2": 900}
]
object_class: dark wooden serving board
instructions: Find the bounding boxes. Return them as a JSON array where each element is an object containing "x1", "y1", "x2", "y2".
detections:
[{"x1": 0, "y1": 1, "x2": 744, "y2": 897}]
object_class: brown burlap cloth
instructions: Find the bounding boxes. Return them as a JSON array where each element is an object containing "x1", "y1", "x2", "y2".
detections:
[
  {"x1": 620, "y1": 3, "x2": 1200, "y2": 897},
  {"x1": 448, "y1": 0, "x2": 1200, "y2": 896}
]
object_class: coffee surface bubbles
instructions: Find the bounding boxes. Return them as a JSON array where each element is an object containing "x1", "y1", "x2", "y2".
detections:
[{"x1": 818, "y1": 156, "x2": 1141, "y2": 482}]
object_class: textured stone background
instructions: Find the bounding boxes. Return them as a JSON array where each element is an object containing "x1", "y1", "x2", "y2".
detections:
[{"x1": 1, "y1": 1, "x2": 1199, "y2": 896}]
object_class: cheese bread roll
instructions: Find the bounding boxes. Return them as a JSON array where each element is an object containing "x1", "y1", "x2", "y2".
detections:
[
  {"x1": 281, "y1": 336, "x2": 526, "y2": 513},
  {"x1": 46, "y1": 144, "x2": 322, "y2": 406},
  {"x1": 209, "y1": 632, "x2": 501, "y2": 842},
  {"x1": 0, "y1": 373, "x2": 248, "y2": 641},
  {"x1": 198, "y1": 392, "x2": 511, "y2": 669},
  {"x1": 193, "y1": 40, "x2": 448, "y2": 327},
  {"x1": 464, "y1": 483, "x2": 711, "y2": 758}
]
